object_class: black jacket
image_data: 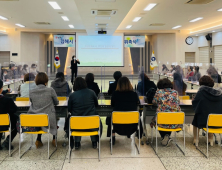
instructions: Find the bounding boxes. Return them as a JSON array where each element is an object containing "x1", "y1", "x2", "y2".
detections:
[
  {"x1": 192, "y1": 86, "x2": 222, "y2": 128},
  {"x1": 51, "y1": 78, "x2": 71, "y2": 97},
  {"x1": 68, "y1": 88, "x2": 98, "y2": 116},
  {"x1": 87, "y1": 82, "x2": 100, "y2": 97},
  {"x1": 71, "y1": 59, "x2": 80, "y2": 71},
  {"x1": 0, "y1": 95, "x2": 17, "y2": 131},
  {"x1": 108, "y1": 81, "x2": 117, "y2": 95},
  {"x1": 2, "y1": 89, "x2": 9, "y2": 95},
  {"x1": 137, "y1": 79, "x2": 157, "y2": 96}
]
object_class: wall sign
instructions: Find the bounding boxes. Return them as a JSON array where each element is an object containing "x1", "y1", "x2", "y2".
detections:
[
  {"x1": 124, "y1": 36, "x2": 145, "y2": 47},
  {"x1": 54, "y1": 35, "x2": 75, "y2": 47}
]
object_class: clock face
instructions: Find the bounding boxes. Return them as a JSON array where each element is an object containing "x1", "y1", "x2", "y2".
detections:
[{"x1": 185, "y1": 37, "x2": 194, "y2": 45}]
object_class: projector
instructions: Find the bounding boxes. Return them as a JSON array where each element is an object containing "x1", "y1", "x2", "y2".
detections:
[{"x1": 98, "y1": 30, "x2": 107, "y2": 34}]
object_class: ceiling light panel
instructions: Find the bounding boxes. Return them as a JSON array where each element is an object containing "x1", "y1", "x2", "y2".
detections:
[
  {"x1": 69, "y1": 25, "x2": 74, "y2": 28},
  {"x1": 172, "y1": 25, "x2": 181, "y2": 29},
  {"x1": 61, "y1": 16, "x2": 69, "y2": 21},
  {"x1": 0, "y1": 16, "x2": 8, "y2": 20},
  {"x1": 218, "y1": 8, "x2": 222, "y2": 11},
  {"x1": 190, "y1": 17, "x2": 203, "y2": 22},
  {"x1": 144, "y1": 3, "x2": 157, "y2": 11},
  {"x1": 15, "y1": 24, "x2": 25, "y2": 27},
  {"x1": 126, "y1": 25, "x2": 132, "y2": 29},
  {"x1": 48, "y1": 1, "x2": 61, "y2": 10},
  {"x1": 133, "y1": 17, "x2": 141, "y2": 22}
]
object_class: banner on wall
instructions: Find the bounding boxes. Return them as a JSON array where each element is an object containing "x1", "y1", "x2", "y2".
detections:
[
  {"x1": 124, "y1": 36, "x2": 145, "y2": 47},
  {"x1": 150, "y1": 51, "x2": 158, "y2": 71},
  {"x1": 54, "y1": 35, "x2": 75, "y2": 47}
]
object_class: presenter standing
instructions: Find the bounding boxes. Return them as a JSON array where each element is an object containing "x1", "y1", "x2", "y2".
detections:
[{"x1": 71, "y1": 55, "x2": 80, "y2": 84}]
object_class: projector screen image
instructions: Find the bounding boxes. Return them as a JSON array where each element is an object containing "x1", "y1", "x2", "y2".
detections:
[{"x1": 77, "y1": 36, "x2": 123, "y2": 66}]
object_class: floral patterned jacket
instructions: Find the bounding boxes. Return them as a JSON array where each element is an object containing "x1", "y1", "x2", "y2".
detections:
[{"x1": 150, "y1": 88, "x2": 183, "y2": 129}]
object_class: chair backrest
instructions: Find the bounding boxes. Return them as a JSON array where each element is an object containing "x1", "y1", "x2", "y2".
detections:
[
  {"x1": 157, "y1": 112, "x2": 184, "y2": 125},
  {"x1": 70, "y1": 116, "x2": 100, "y2": 130},
  {"x1": 112, "y1": 111, "x2": 139, "y2": 124},
  {"x1": 139, "y1": 96, "x2": 144, "y2": 100},
  {"x1": 20, "y1": 114, "x2": 48, "y2": 127},
  {"x1": 179, "y1": 96, "x2": 190, "y2": 100},
  {"x1": 16, "y1": 97, "x2": 29, "y2": 101},
  {"x1": 0, "y1": 114, "x2": 10, "y2": 126},
  {"x1": 57, "y1": 97, "x2": 67, "y2": 101},
  {"x1": 207, "y1": 114, "x2": 222, "y2": 127}
]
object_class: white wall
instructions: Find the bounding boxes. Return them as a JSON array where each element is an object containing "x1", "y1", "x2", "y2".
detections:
[
  {"x1": 198, "y1": 35, "x2": 208, "y2": 47},
  {"x1": 212, "y1": 32, "x2": 222, "y2": 46}
]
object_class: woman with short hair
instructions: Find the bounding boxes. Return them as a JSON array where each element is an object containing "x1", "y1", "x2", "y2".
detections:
[
  {"x1": 150, "y1": 78, "x2": 182, "y2": 147},
  {"x1": 66, "y1": 77, "x2": 102, "y2": 149},
  {"x1": 106, "y1": 76, "x2": 142, "y2": 145},
  {"x1": 85, "y1": 73, "x2": 100, "y2": 97},
  {"x1": 51, "y1": 72, "x2": 71, "y2": 97},
  {"x1": 27, "y1": 72, "x2": 59, "y2": 148},
  {"x1": 19, "y1": 73, "x2": 37, "y2": 97},
  {"x1": 192, "y1": 75, "x2": 222, "y2": 146}
]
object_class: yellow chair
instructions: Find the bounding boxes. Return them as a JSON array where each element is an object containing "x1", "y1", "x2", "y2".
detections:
[
  {"x1": 0, "y1": 114, "x2": 11, "y2": 156},
  {"x1": 69, "y1": 116, "x2": 101, "y2": 163},
  {"x1": 16, "y1": 97, "x2": 29, "y2": 101},
  {"x1": 111, "y1": 111, "x2": 140, "y2": 155},
  {"x1": 197, "y1": 114, "x2": 222, "y2": 158},
  {"x1": 57, "y1": 97, "x2": 67, "y2": 101},
  {"x1": 19, "y1": 114, "x2": 57, "y2": 159},
  {"x1": 139, "y1": 96, "x2": 144, "y2": 100},
  {"x1": 153, "y1": 112, "x2": 185, "y2": 155},
  {"x1": 179, "y1": 96, "x2": 190, "y2": 100}
]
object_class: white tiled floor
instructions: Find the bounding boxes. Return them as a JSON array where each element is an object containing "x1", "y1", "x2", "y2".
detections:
[{"x1": 1, "y1": 77, "x2": 219, "y2": 170}]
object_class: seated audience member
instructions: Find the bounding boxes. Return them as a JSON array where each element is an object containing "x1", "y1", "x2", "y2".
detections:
[
  {"x1": 17, "y1": 65, "x2": 23, "y2": 78},
  {"x1": 108, "y1": 71, "x2": 122, "y2": 95},
  {"x1": 175, "y1": 65, "x2": 184, "y2": 78},
  {"x1": 186, "y1": 66, "x2": 194, "y2": 79},
  {"x1": 106, "y1": 77, "x2": 142, "y2": 145},
  {"x1": 7, "y1": 64, "x2": 16, "y2": 79},
  {"x1": 22, "y1": 64, "x2": 28, "y2": 76},
  {"x1": 30, "y1": 64, "x2": 38, "y2": 76},
  {"x1": 192, "y1": 76, "x2": 222, "y2": 146},
  {"x1": 207, "y1": 65, "x2": 221, "y2": 86},
  {"x1": 19, "y1": 73, "x2": 37, "y2": 97},
  {"x1": 51, "y1": 72, "x2": 71, "y2": 97},
  {"x1": 2, "y1": 70, "x2": 9, "y2": 80},
  {"x1": 170, "y1": 65, "x2": 176, "y2": 74},
  {"x1": 66, "y1": 77, "x2": 102, "y2": 149},
  {"x1": 193, "y1": 66, "x2": 201, "y2": 81},
  {"x1": 137, "y1": 72, "x2": 157, "y2": 96},
  {"x1": 161, "y1": 64, "x2": 169, "y2": 74},
  {"x1": 172, "y1": 72, "x2": 187, "y2": 96},
  {"x1": 27, "y1": 72, "x2": 59, "y2": 148},
  {"x1": 0, "y1": 79, "x2": 18, "y2": 150},
  {"x1": 85, "y1": 73, "x2": 100, "y2": 97},
  {"x1": 150, "y1": 78, "x2": 182, "y2": 146}
]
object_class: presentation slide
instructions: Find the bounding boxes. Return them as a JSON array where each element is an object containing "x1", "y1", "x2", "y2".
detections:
[{"x1": 77, "y1": 35, "x2": 123, "y2": 66}]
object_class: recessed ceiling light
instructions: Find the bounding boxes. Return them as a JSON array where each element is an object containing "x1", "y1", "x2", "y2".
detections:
[
  {"x1": 61, "y1": 16, "x2": 69, "y2": 21},
  {"x1": 0, "y1": 16, "x2": 8, "y2": 20},
  {"x1": 133, "y1": 17, "x2": 141, "y2": 22},
  {"x1": 217, "y1": 8, "x2": 222, "y2": 11},
  {"x1": 69, "y1": 25, "x2": 74, "y2": 28},
  {"x1": 0, "y1": 30, "x2": 6, "y2": 32},
  {"x1": 212, "y1": 31, "x2": 216, "y2": 32},
  {"x1": 196, "y1": 35, "x2": 198, "y2": 36},
  {"x1": 126, "y1": 25, "x2": 132, "y2": 29},
  {"x1": 172, "y1": 25, "x2": 181, "y2": 29},
  {"x1": 190, "y1": 17, "x2": 203, "y2": 22},
  {"x1": 48, "y1": 1, "x2": 61, "y2": 10},
  {"x1": 15, "y1": 24, "x2": 25, "y2": 28},
  {"x1": 144, "y1": 3, "x2": 157, "y2": 11}
]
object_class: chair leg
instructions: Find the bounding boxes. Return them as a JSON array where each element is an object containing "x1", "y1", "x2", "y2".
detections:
[
  {"x1": 9, "y1": 130, "x2": 11, "y2": 157},
  {"x1": 48, "y1": 133, "x2": 49, "y2": 159},
  {"x1": 184, "y1": 128, "x2": 186, "y2": 156},
  {"x1": 110, "y1": 124, "x2": 112, "y2": 155},
  {"x1": 69, "y1": 134, "x2": 71, "y2": 163},
  {"x1": 207, "y1": 130, "x2": 208, "y2": 158},
  {"x1": 98, "y1": 133, "x2": 101, "y2": 162},
  {"x1": 19, "y1": 132, "x2": 21, "y2": 159},
  {"x1": 156, "y1": 127, "x2": 158, "y2": 154},
  {"x1": 49, "y1": 134, "x2": 58, "y2": 159}
]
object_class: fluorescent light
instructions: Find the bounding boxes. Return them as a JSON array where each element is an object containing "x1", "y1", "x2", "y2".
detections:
[
  {"x1": 15, "y1": 24, "x2": 25, "y2": 28},
  {"x1": 126, "y1": 25, "x2": 132, "y2": 29},
  {"x1": 61, "y1": 16, "x2": 69, "y2": 21},
  {"x1": 190, "y1": 24, "x2": 222, "y2": 33},
  {"x1": 212, "y1": 31, "x2": 216, "y2": 32},
  {"x1": 196, "y1": 35, "x2": 198, "y2": 36},
  {"x1": 48, "y1": 1, "x2": 61, "y2": 10},
  {"x1": 69, "y1": 25, "x2": 74, "y2": 28},
  {"x1": 218, "y1": 8, "x2": 222, "y2": 11},
  {"x1": 144, "y1": 3, "x2": 157, "y2": 11},
  {"x1": 0, "y1": 16, "x2": 8, "y2": 20},
  {"x1": 133, "y1": 17, "x2": 141, "y2": 22},
  {"x1": 190, "y1": 17, "x2": 203, "y2": 22},
  {"x1": 172, "y1": 25, "x2": 181, "y2": 29},
  {"x1": 0, "y1": 30, "x2": 6, "y2": 32}
]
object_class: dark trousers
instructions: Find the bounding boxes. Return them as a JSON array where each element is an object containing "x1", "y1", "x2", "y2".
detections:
[
  {"x1": 159, "y1": 131, "x2": 171, "y2": 138},
  {"x1": 71, "y1": 69, "x2": 77, "y2": 83},
  {"x1": 0, "y1": 118, "x2": 17, "y2": 143}
]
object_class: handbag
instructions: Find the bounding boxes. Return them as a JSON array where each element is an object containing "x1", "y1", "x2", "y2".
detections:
[{"x1": 16, "y1": 120, "x2": 41, "y2": 133}]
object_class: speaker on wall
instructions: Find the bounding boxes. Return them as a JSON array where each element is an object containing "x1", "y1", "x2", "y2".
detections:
[{"x1": 205, "y1": 34, "x2": 212, "y2": 41}]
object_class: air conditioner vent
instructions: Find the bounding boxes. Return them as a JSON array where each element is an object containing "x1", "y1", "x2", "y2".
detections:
[
  {"x1": 58, "y1": 12, "x2": 64, "y2": 14},
  {"x1": 91, "y1": 9, "x2": 117, "y2": 16},
  {"x1": 34, "y1": 22, "x2": 50, "y2": 25},
  {"x1": 150, "y1": 23, "x2": 165, "y2": 26},
  {"x1": 186, "y1": 0, "x2": 214, "y2": 4},
  {"x1": 139, "y1": 13, "x2": 147, "y2": 15}
]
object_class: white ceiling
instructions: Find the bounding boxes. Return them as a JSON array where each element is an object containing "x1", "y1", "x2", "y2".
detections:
[
  {"x1": 0, "y1": 0, "x2": 222, "y2": 35},
  {"x1": 118, "y1": 0, "x2": 222, "y2": 32}
]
